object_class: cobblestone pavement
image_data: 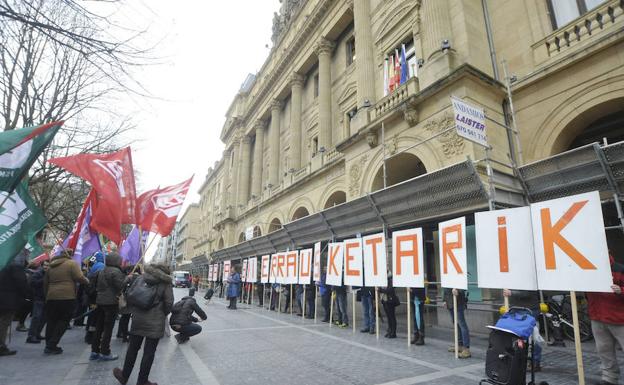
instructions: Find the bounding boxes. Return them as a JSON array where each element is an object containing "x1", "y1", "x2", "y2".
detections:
[{"x1": 1, "y1": 288, "x2": 622, "y2": 385}]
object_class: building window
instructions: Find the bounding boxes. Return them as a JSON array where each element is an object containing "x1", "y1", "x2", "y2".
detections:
[
  {"x1": 383, "y1": 38, "x2": 418, "y2": 96},
  {"x1": 546, "y1": 0, "x2": 606, "y2": 29},
  {"x1": 346, "y1": 36, "x2": 356, "y2": 67},
  {"x1": 314, "y1": 73, "x2": 319, "y2": 98},
  {"x1": 311, "y1": 136, "x2": 319, "y2": 157}
]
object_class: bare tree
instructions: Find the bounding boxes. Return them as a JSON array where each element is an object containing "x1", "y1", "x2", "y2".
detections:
[{"x1": 0, "y1": 0, "x2": 148, "y2": 234}]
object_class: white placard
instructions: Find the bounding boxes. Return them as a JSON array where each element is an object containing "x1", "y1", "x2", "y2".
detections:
[
  {"x1": 392, "y1": 228, "x2": 424, "y2": 288},
  {"x1": 363, "y1": 232, "x2": 388, "y2": 287},
  {"x1": 439, "y1": 217, "x2": 468, "y2": 289},
  {"x1": 242, "y1": 259, "x2": 248, "y2": 283},
  {"x1": 531, "y1": 191, "x2": 613, "y2": 292},
  {"x1": 261, "y1": 255, "x2": 270, "y2": 283},
  {"x1": 451, "y1": 96, "x2": 487, "y2": 147},
  {"x1": 208, "y1": 265, "x2": 213, "y2": 282},
  {"x1": 285, "y1": 251, "x2": 299, "y2": 284},
  {"x1": 313, "y1": 242, "x2": 322, "y2": 282},
  {"x1": 475, "y1": 207, "x2": 538, "y2": 290},
  {"x1": 276, "y1": 253, "x2": 286, "y2": 284},
  {"x1": 213, "y1": 264, "x2": 219, "y2": 281},
  {"x1": 298, "y1": 248, "x2": 313, "y2": 284},
  {"x1": 326, "y1": 242, "x2": 344, "y2": 286},
  {"x1": 222, "y1": 260, "x2": 231, "y2": 282},
  {"x1": 269, "y1": 254, "x2": 279, "y2": 284},
  {"x1": 343, "y1": 238, "x2": 363, "y2": 286},
  {"x1": 247, "y1": 257, "x2": 258, "y2": 283}
]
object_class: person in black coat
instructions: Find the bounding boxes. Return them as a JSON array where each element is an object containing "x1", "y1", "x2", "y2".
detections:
[
  {"x1": 380, "y1": 274, "x2": 399, "y2": 338},
  {"x1": 26, "y1": 260, "x2": 49, "y2": 343},
  {"x1": 169, "y1": 294, "x2": 207, "y2": 344},
  {"x1": 0, "y1": 252, "x2": 32, "y2": 356}
]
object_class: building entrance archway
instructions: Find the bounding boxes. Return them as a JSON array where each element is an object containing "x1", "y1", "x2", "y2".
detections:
[{"x1": 371, "y1": 153, "x2": 427, "y2": 192}]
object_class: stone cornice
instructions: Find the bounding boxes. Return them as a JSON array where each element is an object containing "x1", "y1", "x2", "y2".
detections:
[{"x1": 240, "y1": 0, "x2": 335, "y2": 129}]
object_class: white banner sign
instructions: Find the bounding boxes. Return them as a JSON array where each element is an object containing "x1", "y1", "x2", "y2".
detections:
[
  {"x1": 451, "y1": 96, "x2": 487, "y2": 147},
  {"x1": 245, "y1": 226, "x2": 254, "y2": 241},
  {"x1": 222, "y1": 260, "x2": 231, "y2": 282},
  {"x1": 531, "y1": 191, "x2": 613, "y2": 292},
  {"x1": 247, "y1": 257, "x2": 258, "y2": 283},
  {"x1": 261, "y1": 255, "x2": 270, "y2": 283},
  {"x1": 276, "y1": 253, "x2": 287, "y2": 284},
  {"x1": 475, "y1": 207, "x2": 538, "y2": 290},
  {"x1": 269, "y1": 254, "x2": 279, "y2": 284},
  {"x1": 343, "y1": 238, "x2": 363, "y2": 286},
  {"x1": 241, "y1": 259, "x2": 248, "y2": 283},
  {"x1": 326, "y1": 242, "x2": 344, "y2": 286},
  {"x1": 439, "y1": 217, "x2": 468, "y2": 289},
  {"x1": 313, "y1": 242, "x2": 322, "y2": 282},
  {"x1": 285, "y1": 250, "x2": 299, "y2": 284},
  {"x1": 362, "y1": 232, "x2": 388, "y2": 287},
  {"x1": 298, "y1": 248, "x2": 313, "y2": 284},
  {"x1": 392, "y1": 228, "x2": 425, "y2": 288}
]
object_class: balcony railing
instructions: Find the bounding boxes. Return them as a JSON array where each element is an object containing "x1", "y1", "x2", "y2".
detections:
[
  {"x1": 533, "y1": 0, "x2": 624, "y2": 62},
  {"x1": 371, "y1": 76, "x2": 419, "y2": 122}
]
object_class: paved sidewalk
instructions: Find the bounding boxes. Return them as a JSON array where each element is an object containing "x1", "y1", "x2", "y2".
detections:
[{"x1": 0, "y1": 288, "x2": 622, "y2": 385}]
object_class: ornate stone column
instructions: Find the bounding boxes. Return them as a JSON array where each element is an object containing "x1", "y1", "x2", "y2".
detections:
[
  {"x1": 238, "y1": 135, "x2": 252, "y2": 208},
  {"x1": 353, "y1": 0, "x2": 375, "y2": 108},
  {"x1": 251, "y1": 120, "x2": 265, "y2": 198},
  {"x1": 269, "y1": 99, "x2": 282, "y2": 187},
  {"x1": 420, "y1": 0, "x2": 453, "y2": 88},
  {"x1": 316, "y1": 38, "x2": 335, "y2": 150},
  {"x1": 290, "y1": 73, "x2": 304, "y2": 170},
  {"x1": 220, "y1": 149, "x2": 231, "y2": 212},
  {"x1": 229, "y1": 137, "x2": 241, "y2": 210}
]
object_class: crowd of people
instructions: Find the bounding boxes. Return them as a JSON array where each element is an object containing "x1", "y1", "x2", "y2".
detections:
[{"x1": 0, "y1": 251, "x2": 622, "y2": 385}]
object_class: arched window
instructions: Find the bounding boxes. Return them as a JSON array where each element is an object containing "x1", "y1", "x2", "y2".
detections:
[
  {"x1": 268, "y1": 218, "x2": 282, "y2": 233},
  {"x1": 291, "y1": 207, "x2": 310, "y2": 221},
  {"x1": 371, "y1": 153, "x2": 426, "y2": 192},
  {"x1": 323, "y1": 191, "x2": 346, "y2": 209}
]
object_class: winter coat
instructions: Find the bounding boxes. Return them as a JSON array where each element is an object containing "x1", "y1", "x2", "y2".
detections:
[
  {"x1": 318, "y1": 274, "x2": 328, "y2": 296},
  {"x1": 88, "y1": 251, "x2": 105, "y2": 278},
  {"x1": 587, "y1": 258, "x2": 624, "y2": 324},
  {"x1": 226, "y1": 272, "x2": 241, "y2": 299},
  {"x1": 44, "y1": 255, "x2": 89, "y2": 301},
  {"x1": 128, "y1": 264, "x2": 174, "y2": 339},
  {"x1": 30, "y1": 266, "x2": 46, "y2": 302},
  {"x1": 95, "y1": 253, "x2": 126, "y2": 306},
  {"x1": 169, "y1": 296, "x2": 207, "y2": 327},
  {"x1": 0, "y1": 262, "x2": 31, "y2": 311}
]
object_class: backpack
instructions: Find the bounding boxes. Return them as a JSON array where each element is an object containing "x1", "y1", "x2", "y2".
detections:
[{"x1": 125, "y1": 275, "x2": 160, "y2": 310}]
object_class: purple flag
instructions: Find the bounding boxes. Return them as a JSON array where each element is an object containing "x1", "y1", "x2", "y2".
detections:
[
  {"x1": 53, "y1": 203, "x2": 101, "y2": 265},
  {"x1": 120, "y1": 226, "x2": 148, "y2": 265}
]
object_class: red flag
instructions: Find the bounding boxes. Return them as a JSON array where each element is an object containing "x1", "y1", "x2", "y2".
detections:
[
  {"x1": 394, "y1": 49, "x2": 401, "y2": 87},
  {"x1": 48, "y1": 147, "x2": 137, "y2": 244},
  {"x1": 136, "y1": 176, "x2": 193, "y2": 236}
]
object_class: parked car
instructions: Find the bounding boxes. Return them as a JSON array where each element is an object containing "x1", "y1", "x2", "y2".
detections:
[{"x1": 172, "y1": 271, "x2": 191, "y2": 288}]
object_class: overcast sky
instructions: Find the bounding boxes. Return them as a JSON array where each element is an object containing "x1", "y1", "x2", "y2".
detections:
[{"x1": 98, "y1": 0, "x2": 281, "y2": 258}]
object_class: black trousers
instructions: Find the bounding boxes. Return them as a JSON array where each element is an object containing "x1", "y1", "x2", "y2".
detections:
[
  {"x1": 45, "y1": 299, "x2": 75, "y2": 348},
  {"x1": 228, "y1": 296, "x2": 237, "y2": 309},
  {"x1": 117, "y1": 314, "x2": 131, "y2": 338},
  {"x1": 122, "y1": 334, "x2": 159, "y2": 384},
  {"x1": 321, "y1": 293, "x2": 331, "y2": 321},
  {"x1": 382, "y1": 301, "x2": 397, "y2": 335},
  {"x1": 92, "y1": 304, "x2": 118, "y2": 355}
]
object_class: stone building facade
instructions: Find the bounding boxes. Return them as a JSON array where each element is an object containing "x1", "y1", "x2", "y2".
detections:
[
  {"x1": 175, "y1": 203, "x2": 200, "y2": 265},
  {"x1": 187, "y1": 0, "x2": 624, "y2": 264}
]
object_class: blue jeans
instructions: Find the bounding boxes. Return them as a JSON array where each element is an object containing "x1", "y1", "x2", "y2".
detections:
[
  {"x1": 449, "y1": 307, "x2": 470, "y2": 348},
  {"x1": 336, "y1": 292, "x2": 348, "y2": 324},
  {"x1": 361, "y1": 296, "x2": 375, "y2": 330},
  {"x1": 531, "y1": 309, "x2": 542, "y2": 363},
  {"x1": 178, "y1": 323, "x2": 202, "y2": 340},
  {"x1": 28, "y1": 300, "x2": 45, "y2": 338}
]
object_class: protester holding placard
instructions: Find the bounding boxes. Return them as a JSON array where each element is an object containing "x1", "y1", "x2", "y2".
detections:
[
  {"x1": 333, "y1": 284, "x2": 348, "y2": 328},
  {"x1": 586, "y1": 255, "x2": 624, "y2": 385},
  {"x1": 318, "y1": 270, "x2": 330, "y2": 322},
  {"x1": 443, "y1": 288, "x2": 471, "y2": 358},
  {"x1": 295, "y1": 285, "x2": 304, "y2": 316},
  {"x1": 380, "y1": 273, "x2": 399, "y2": 339},
  {"x1": 304, "y1": 284, "x2": 315, "y2": 319}
]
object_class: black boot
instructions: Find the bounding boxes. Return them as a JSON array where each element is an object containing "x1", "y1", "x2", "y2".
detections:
[{"x1": 415, "y1": 334, "x2": 425, "y2": 345}]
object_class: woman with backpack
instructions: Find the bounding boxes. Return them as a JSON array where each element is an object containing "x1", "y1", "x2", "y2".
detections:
[
  {"x1": 113, "y1": 264, "x2": 173, "y2": 385},
  {"x1": 226, "y1": 265, "x2": 241, "y2": 310}
]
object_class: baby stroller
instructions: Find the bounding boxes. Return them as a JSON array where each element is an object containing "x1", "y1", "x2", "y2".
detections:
[
  {"x1": 204, "y1": 288, "x2": 215, "y2": 303},
  {"x1": 480, "y1": 307, "x2": 548, "y2": 385}
]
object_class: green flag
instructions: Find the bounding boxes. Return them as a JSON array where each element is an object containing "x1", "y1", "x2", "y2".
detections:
[
  {"x1": 0, "y1": 121, "x2": 63, "y2": 193},
  {"x1": 0, "y1": 182, "x2": 47, "y2": 269}
]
